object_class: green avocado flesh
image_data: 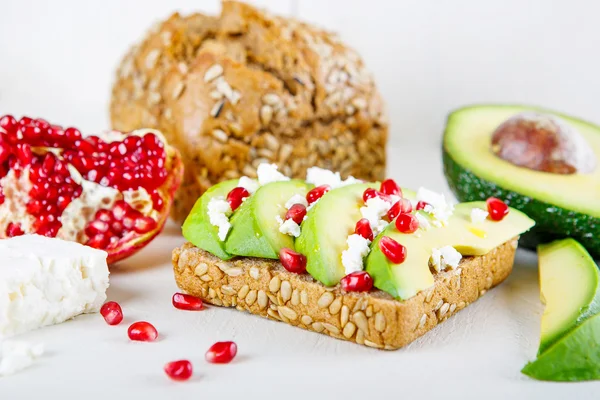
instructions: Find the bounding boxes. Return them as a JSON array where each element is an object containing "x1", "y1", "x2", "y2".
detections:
[
  {"x1": 537, "y1": 239, "x2": 600, "y2": 354},
  {"x1": 225, "y1": 180, "x2": 311, "y2": 259},
  {"x1": 366, "y1": 202, "x2": 535, "y2": 300},
  {"x1": 182, "y1": 179, "x2": 239, "y2": 260},
  {"x1": 443, "y1": 105, "x2": 600, "y2": 258},
  {"x1": 296, "y1": 183, "x2": 376, "y2": 286}
]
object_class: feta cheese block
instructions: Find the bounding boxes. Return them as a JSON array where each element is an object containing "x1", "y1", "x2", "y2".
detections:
[{"x1": 0, "y1": 235, "x2": 109, "y2": 339}]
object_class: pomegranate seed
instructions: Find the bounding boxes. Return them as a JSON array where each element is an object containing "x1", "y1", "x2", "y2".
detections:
[
  {"x1": 15, "y1": 144, "x2": 33, "y2": 165},
  {"x1": 128, "y1": 321, "x2": 158, "y2": 342},
  {"x1": 354, "y1": 218, "x2": 373, "y2": 241},
  {"x1": 64, "y1": 127, "x2": 81, "y2": 142},
  {"x1": 341, "y1": 271, "x2": 373, "y2": 292},
  {"x1": 87, "y1": 234, "x2": 110, "y2": 249},
  {"x1": 164, "y1": 360, "x2": 193, "y2": 381},
  {"x1": 100, "y1": 301, "x2": 123, "y2": 325},
  {"x1": 285, "y1": 203, "x2": 306, "y2": 224},
  {"x1": 6, "y1": 222, "x2": 24, "y2": 237},
  {"x1": 416, "y1": 201, "x2": 429, "y2": 211},
  {"x1": 172, "y1": 293, "x2": 204, "y2": 311},
  {"x1": 85, "y1": 220, "x2": 109, "y2": 236},
  {"x1": 306, "y1": 185, "x2": 330, "y2": 205},
  {"x1": 387, "y1": 202, "x2": 401, "y2": 220},
  {"x1": 0, "y1": 115, "x2": 17, "y2": 131},
  {"x1": 74, "y1": 139, "x2": 96, "y2": 155},
  {"x1": 362, "y1": 188, "x2": 379, "y2": 203},
  {"x1": 226, "y1": 187, "x2": 250, "y2": 212},
  {"x1": 205, "y1": 341, "x2": 237, "y2": 364},
  {"x1": 379, "y1": 236, "x2": 407, "y2": 264},
  {"x1": 395, "y1": 213, "x2": 419, "y2": 233},
  {"x1": 486, "y1": 197, "x2": 509, "y2": 221},
  {"x1": 279, "y1": 248, "x2": 307, "y2": 274},
  {"x1": 0, "y1": 141, "x2": 10, "y2": 164},
  {"x1": 134, "y1": 216, "x2": 157, "y2": 234},
  {"x1": 112, "y1": 201, "x2": 129, "y2": 220},
  {"x1": 95, "y1": 209, "x2": 113, "y2": 222},
  {"x1": 380, "y1": 179, "x2": 402, "y2": 197}
]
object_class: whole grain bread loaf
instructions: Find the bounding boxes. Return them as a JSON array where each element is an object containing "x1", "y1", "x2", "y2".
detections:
[
  {"x1": 110, "y1": 1, "x2": 388, "y2": 222},
  {"x1": 172, "y1": 239, "x2": 518, "y2": 350}
]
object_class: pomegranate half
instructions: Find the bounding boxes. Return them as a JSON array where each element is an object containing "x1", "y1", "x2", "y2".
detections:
[{"x1": 0, "y1": 115, "x2": 183, "y2": 263}]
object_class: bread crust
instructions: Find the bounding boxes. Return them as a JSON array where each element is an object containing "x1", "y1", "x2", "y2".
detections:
[
  {"x1": 110, "y1": 1, "x2": 388, "y2": 222},
  {"x1": 172, "y1": 239, "x2": 518, "y2": 349}
]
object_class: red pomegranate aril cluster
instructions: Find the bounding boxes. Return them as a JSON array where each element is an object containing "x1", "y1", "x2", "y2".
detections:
[
  {"x1": 279, "y1": 248, "x2": 307, "y2": 274},
  {"x1": 341, "y1": 271, "x2": 374, "y2": 292},
  {"x1": 206, "y1": 341, "x2": 238, "y2": 364},
  {"x1": 354, "y1": 218, "x2": 374, "y2": 241},
  {"x1": 172, "y1": 292, "x2": 204, "y2": 311},
  {"x1": 164, "y1": 360, "x2": 193, "y2": 381},
  {"x1": 226, "y1": 187, "x2": 250, "y2": 212},
  {"x1": 128, "y1": 321, "x2": 158, "y2": 342},
  {"x1": 486, "y1": 197, "x2": 509, "y2": 221},
  {"x1": 100, "y1": 301, "x2": 124, "y2": 325},
  {"x1": 379, "y1": 236, "x2": 407, "y2": 264},
  {"x1": 306, "y1": 185, "x2": 330, "y2": 205},
  {"x1": 395, "y1": 213, "x2": 419, "y2": 233},
  {"x1": 285, "y1": 203, "x2": 307, "y2": 224},
  {"x1": 86, "y1": 200, "x2": 157, "y2": 249}
]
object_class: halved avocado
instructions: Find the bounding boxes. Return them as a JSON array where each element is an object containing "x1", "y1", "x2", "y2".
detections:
[
  {"x1": 443, "y1": 105, "x2": 600, "y2": 257},
  {"x1": 182, "y1": 179, "x2": 239, "y2": 260}
]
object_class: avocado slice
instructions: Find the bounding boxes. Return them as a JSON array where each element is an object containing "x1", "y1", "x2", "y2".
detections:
[
  {"x1": 366, "y1": 202, "x2": 535, "y2": 300},
  {"x1": 296, "y1": 183, "x2": 377, "y2": 286},
  {"x1": 537, "y1": 239, "x2": 600, "y2": 354},
  {"x1": 521, "y1": 313, "x2": 600, "y2": 381},
  {"x1": 182, "y1": 179, "x2": 239, "y2": 260},
  {"x1": 443, "y1": 105, "x2": 600, "y2": 257},
  {"x1": 225, "y1": 180, "x2": 311, "y2": 259}
]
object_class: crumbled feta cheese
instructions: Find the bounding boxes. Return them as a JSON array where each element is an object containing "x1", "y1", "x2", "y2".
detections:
[
  {"x1": 430, "y1": 246, "x2": 462, "y2": 272},
  {"x1": 360, "y1": 196, "x2": 392, "y2": 235},
  {"x1": 415, "y1": 212, "x2": 431, "y2": 230},
  {"x1": 207, "y1": 197, "x2": 232, "y2": 241},
  {"x1": 416, "y1": 187, "x2": 455, "y2": 224},
  {"x1": 279, "y1": 218, "x2": 301, "y2": 237},
  {"x1": 285, "y1": 194, "x2": 308, "y2": 209},
  {"x1": 306, "y1": 166, "x2": 361, "y2": 188},
  {"x1": 257, "y1": 163, "x2": 290, "y2": 185},
  {"x1": 470, "y1": 207, "x2": 489, "y2": 224},
  {"x1": 0, "y1": 341, "x2": 45, "y2": 376},
  {"x1": 341, "y1": 234, "x2": 372, "y2": 274},
  {"x1": 238, "y1": 176, "x2": 259, "y2": 194}
]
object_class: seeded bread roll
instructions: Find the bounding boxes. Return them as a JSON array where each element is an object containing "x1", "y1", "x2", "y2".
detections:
[
  {"x1": 172, "y1": 239, "x2": 518, "y2": 350},
  {"x1": 110, "y1": 0, "x2": 388, "y2": 222}
]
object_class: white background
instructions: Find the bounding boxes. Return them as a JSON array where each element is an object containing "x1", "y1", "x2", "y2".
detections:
[
  {"x1": 1, "y1": 0, "x2": 599, "y2": 147},
  {"x1": 1, "y1": 1, "x2": 600, "y2": 398}
]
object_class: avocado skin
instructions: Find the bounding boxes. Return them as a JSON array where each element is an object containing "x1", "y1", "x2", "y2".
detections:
[
  {"x1": 442, "y1": 148, "x2": 600, "y2": 258},
  {"x1": 521, "y1": 313, "x2": 600, "y2": 381}
]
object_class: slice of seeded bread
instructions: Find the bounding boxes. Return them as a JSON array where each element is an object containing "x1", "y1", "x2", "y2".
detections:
[{"x1": 172, "y1": 239, "x2": 518, "y2": 349}]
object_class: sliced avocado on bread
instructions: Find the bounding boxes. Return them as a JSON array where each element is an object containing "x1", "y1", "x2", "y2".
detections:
[
  {"x1": 443, "y1": 105, "x2": 600, "y2": 257},
  {"x1": 522, "y1": 239, "x2": 600, "y2": 381}
]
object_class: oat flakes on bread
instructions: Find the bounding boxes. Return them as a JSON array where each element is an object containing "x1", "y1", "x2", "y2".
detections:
[
  {"x1": 173, "y1": 240, "x2": 518, "y2": 350},
  {"x1": 110, "y1": 0, "x2": 388, "y2": 222}
]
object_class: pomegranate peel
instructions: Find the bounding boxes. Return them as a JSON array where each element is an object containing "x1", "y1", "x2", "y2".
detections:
[{"x1": 0, "y1": 116, "x2": 183, "y2": 263}]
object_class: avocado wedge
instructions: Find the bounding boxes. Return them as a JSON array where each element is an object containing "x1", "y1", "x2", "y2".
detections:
[
  {"x1": 182, "y1": 179, "x2": 239, "y2": 260},
  {"x1": 366, "y1": 202, "x2": 535, "y2": 300},
  {"x1": 443, "y1": 105, "x2": 600, "y2": 257}
]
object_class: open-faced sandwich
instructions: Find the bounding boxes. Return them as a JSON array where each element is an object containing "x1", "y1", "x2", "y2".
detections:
[{"x1": 172, "y1": 163, "x2": 534, "y2": 349}]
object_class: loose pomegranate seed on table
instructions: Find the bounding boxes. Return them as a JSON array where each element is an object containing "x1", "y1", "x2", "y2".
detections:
[
  {"x1": 306, "y1": 185, "x2": 331, "y2": 205},
  {"x1": 354, "y1": 218, "x2": 374, "y2": 241},
  {"x1": 0, "y1": 114, "x2": 183, "y2": 263},
  {"x1": 341, "y1": 271, "x2": 374, "y2": 292},
  {"x1": 206, "y1": 341, "x2": 237, "y2": 364},
  {"x1": 128, "y1": 321, "x2": 158, "y2": 342},
  {"x1": 226, "y1": 186, "x2": 250, "y2": 212},
  {"x1": 172, "y1": 292, "x2": 204, "y2": 311},
  {"x1": 164, "y1": 360, "x2": 193, "y2": 381},
  {"x1": 100, "y1": 301, "x2": 124, "y2": 325},
  {"x1": 379, "y1": 236, "x2": 407, "y2": 264},
  {"x1": 279, "y1": 248, "x2": 307, "y2": 274},
  {"x1": 486, "y1": 197, "x2": 509, "y2": 221},
  {"x1": 285, "y1": 203, "x2": 307, "y2": 224},
  {"x1": 380, "y1": 179, "x2": 402, "y2": 197},
  {"x1": 395, "y1": 213, "x2": 419, "y2": 234}
]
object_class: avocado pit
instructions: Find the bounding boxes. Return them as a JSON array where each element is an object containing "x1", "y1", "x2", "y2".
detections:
[{"x1": 491, "y1": 112, "x2": 597, "y2": 174}]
